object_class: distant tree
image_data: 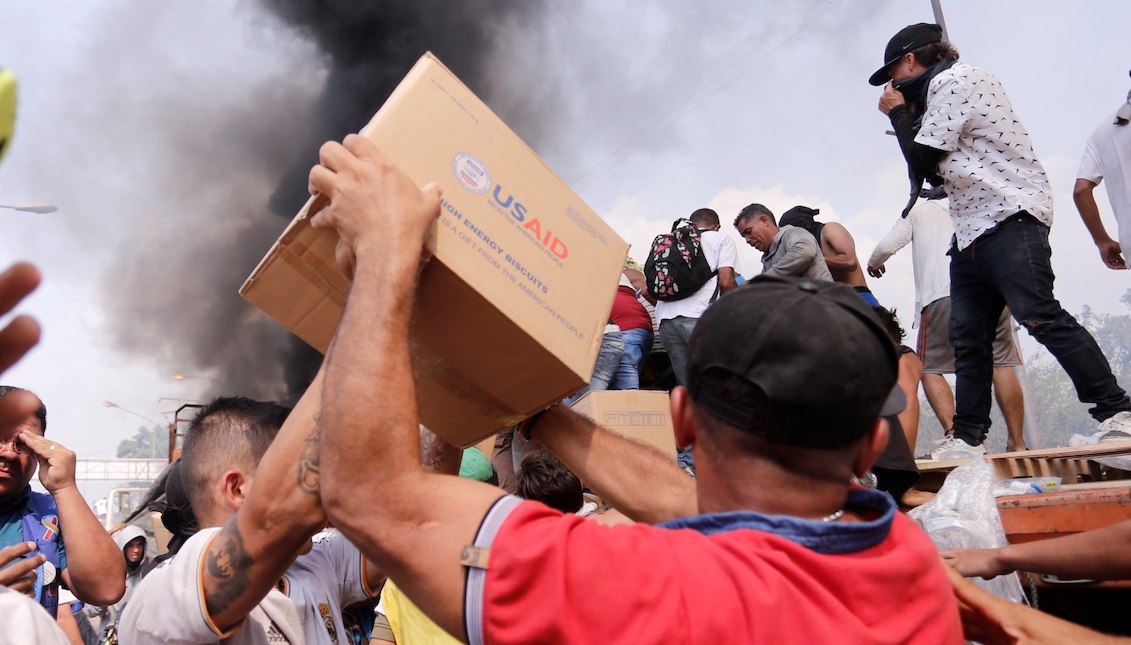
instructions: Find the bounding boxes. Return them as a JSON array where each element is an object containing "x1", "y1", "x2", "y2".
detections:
[
  {"x1": 116, "y1": 423, "x2": 169, "y2": 459},
  {"x1": 1024, "y1": 291, "x2": 1131, "y2": 448}
]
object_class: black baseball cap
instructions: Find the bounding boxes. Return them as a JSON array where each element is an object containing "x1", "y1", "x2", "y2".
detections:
[
  {"x1": 686, "y1": 276, "x2": 904, "y2": 449},
  {"x1": 868, "y1": 23, "x2": 944, "y2": 86}
]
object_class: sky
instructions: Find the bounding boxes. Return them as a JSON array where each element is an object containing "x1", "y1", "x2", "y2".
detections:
[{"x1": 1, "y1": 1, "x2": 1129, "y2": 500}]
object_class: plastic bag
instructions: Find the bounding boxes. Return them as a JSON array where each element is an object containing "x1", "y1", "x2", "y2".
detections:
[
  {"x1": 992, "y1": 476, "x2": 1061, "y2": 497},
  {"x1": 1069, "y1": 431, "x2": 1131, "y2": 471},
  {"x1": 909, "y1": 458, "x2": 1028, "y2": 604}
]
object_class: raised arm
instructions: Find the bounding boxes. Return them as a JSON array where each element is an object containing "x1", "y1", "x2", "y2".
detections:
[
  {"x1": 529, "y1": 405, "x2": 696, "y2": 524},
  {"x1": 880, "y1": 84, "x2": 945, "y2": 178},
  {"x1": 624, "y1": 268, "x2": 656, "y2": 305},
  {"x1": 942, "y1": 519, "x2": 1131, "y2": 582},
  {"x1": 313, "y1": 135, "x2": 504, "y2": 640},
  {"x1": 19, "y1": 434, "x2": 124, "y2": 606},
  {"x1": 867, "y1": 216, "x2": 913, "y2": 278},
  {"x1": 200, "y1": 366, "x2": 330, "y2": 632},
  {"x1": 1073, "y1": 178, "x2": 1125, "y2": 270}
]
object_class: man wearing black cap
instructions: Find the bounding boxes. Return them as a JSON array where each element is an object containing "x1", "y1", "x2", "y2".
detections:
[
  {"x1": 310, "y1": 136, "x2": 963, "y2": 644},
  {"x1": 870, "y1": 23, "x2": 1131, "y2": 457}
]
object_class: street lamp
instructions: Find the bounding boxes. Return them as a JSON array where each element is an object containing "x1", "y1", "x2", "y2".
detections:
[
  {"x1": 102, "y1": 401, "x2": 158, "y2": 459},
  {"x1": 0, "y1": 203, "x2": 56, "y2": 214},
  {"x1": 172, "y1": 373, "x2": 217, "y2": 383}
]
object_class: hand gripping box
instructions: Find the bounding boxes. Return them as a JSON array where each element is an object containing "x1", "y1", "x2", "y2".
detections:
[
  {"x1": 569, "y1": 390, "x2": 678, "y2": 458},
  {"x1": 240, "y1": 53, "x2": 628, "y2": 447}
]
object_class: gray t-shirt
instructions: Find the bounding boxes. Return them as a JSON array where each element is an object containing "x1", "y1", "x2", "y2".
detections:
[{"x1": 761, "y1": 225, "x2": 833, "y2": 281}]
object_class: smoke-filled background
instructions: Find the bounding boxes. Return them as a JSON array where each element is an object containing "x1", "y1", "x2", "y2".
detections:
[{"x1": 2, "y1": 1, "x2": 1130, "y2": 462}]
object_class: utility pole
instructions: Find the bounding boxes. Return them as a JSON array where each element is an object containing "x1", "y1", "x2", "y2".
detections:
[{"x1": 930, "y1": 0, "x2": 949, "y2": 41}]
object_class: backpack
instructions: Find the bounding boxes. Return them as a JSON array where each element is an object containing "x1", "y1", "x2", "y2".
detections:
[{"x1": 644, "y1": 218, "x2": 717, "y2": 302}]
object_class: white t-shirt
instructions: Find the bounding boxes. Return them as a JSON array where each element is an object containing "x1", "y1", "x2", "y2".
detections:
[
  {"x1": 0, "y1": 586, "x2": 71, "y2": 645},
  {"x1": 117, "y1": 528, "x2": 372, "y2": 645},
  {"x1": 1078, "y1": 112, "x2": 1131, "y2": 257},
  {"x1": 654, "y1": 230, "x2": 737, "y2": 322},
  {"x1": 868, "y1": 199, "x2": 954, "y2": 314},
  {"x1": 916, "y1": 63, "x2": 1053, "y2": 250}
]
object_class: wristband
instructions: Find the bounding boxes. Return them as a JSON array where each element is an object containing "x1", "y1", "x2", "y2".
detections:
[{"x1": 518, "y1": 406, "x2": 552, "y2": 440}]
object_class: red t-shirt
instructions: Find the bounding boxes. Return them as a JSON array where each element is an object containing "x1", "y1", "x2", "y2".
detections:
[
  {"x1": 609, "y1": 286, "x2": 652, "y2": 332},
  {"x1": 472, "y1": 498, "x2": 962, "y2": 644}
]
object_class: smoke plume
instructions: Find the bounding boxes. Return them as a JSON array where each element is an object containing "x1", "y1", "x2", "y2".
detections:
[{"x1": 100, "y1": 1, "x2": 537, "y2": 404}]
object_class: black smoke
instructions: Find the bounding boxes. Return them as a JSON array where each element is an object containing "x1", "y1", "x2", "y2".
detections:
[
  {"x1": 258, "y1": 1, "x2": 539, "y2": 400},
  {"x1": 98, "y1": 2, "x2": 538, "y2": 405}
]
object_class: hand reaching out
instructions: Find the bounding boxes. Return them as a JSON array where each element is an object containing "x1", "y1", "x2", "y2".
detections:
[{"x1": 940, "y1": 548, "x2": 1009, "y2": 579}]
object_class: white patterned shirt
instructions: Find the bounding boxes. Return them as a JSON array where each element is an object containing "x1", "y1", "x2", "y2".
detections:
[{"x1": 915, "y1": 63, "x2": 1053, "y2": 250}]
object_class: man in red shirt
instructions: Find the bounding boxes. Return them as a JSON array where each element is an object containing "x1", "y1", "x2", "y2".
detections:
[
  {"x1": 311, "y1": 135, "x2": 964, "y2": 644},
  {"x1": 607, "y1": 269, "x2": 654, "y2": 389}
]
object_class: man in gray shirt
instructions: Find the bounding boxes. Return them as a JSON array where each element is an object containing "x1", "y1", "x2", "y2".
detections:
[{"x1": 733, "y1": 203, "x2": 833, "y2": 281}]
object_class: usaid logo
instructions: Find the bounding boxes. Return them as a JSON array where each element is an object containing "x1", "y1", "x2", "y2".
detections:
[{"x1": 451, "y1": 152, "x2": 491, "y2": 194}]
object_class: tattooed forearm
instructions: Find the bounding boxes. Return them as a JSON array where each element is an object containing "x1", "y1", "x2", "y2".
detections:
[
  {"x1": 297, "y1": 414, "x2": 322, "y2": 494},
  {"x1": 204, "y1": 519, "x2": 255, "y2": 617}
]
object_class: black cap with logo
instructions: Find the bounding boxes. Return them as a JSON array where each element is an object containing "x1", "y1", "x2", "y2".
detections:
[
  {"x1": 686, "y1": 276, "x2": 904, "y2": 449},
  {"x1": 868, "y1": 23, "x2": 944, "y2": 86}
]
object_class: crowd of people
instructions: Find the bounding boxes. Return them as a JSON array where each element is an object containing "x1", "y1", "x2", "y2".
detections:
[{"x1": 2, "y1": 21, "x2": 1131, "y2": 645}]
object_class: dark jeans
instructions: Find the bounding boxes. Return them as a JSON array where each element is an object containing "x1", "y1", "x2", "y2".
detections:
[{"x1": 949, "y1": 213, "x2": 1130, "y2": 445}]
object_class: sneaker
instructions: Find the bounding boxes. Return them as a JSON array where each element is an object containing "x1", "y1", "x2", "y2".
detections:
[
  {"x1": 1099, "y1": 411, "x2": 1131, "y2": 442},
  {"x1": 929, "y1": 436, "x2": 987, "y2": 461},
  {"x1": 915, "y1": 435, "x2": 954, "y2": 460}
]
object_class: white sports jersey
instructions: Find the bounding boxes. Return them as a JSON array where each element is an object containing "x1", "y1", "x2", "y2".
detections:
[{"x1": 118, "y1": 527, "x2": 373, "y2": 644}]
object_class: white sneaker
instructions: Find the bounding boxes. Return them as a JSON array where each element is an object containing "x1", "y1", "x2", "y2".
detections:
[
  {"x1": 930, "y1": 436, "x2": 987, "y2": 460},
  {"x1": 915, "y1": 436, "x2": 953, "y2": 460},
  {"x1": 1099, "y1": 411, "x2": 1131, "y2": 442}
]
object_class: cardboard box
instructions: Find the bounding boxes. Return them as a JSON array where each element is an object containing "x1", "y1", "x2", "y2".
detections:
[
  {"x1": 569, "y1": 390, "x2": 677, "y2": 458},
  {"x1": 241, "y1": 53, "x2": 628, "y2": 447}
]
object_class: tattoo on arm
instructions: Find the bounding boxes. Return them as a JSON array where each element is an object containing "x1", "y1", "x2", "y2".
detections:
[
  {"x1": 419, "y1": 426, "x2": 445, "y2": 471},
  {"x1": 297, "y1": 414, "x2": 322, "y2": 494},
  {"x1": 204, "y1": 519, "x2": 255, "y2": 619}
]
